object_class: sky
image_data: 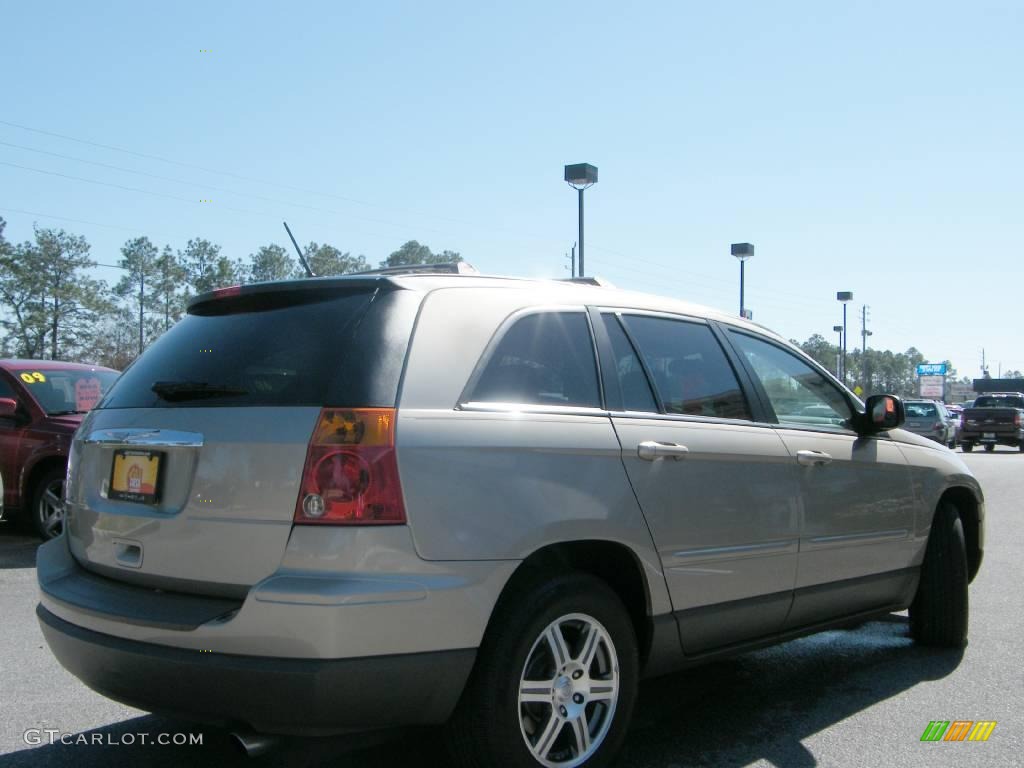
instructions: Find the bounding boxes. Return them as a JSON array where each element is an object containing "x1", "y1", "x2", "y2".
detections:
[{"x1": 1, "y1": 0, "x2": 1022, "y2": 379}]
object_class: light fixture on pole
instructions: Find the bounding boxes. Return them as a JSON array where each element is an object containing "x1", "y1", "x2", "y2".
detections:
[
  {"x1": 837, "y1": 291, "x2": 853, "y2": 383},
  {"x1": 833, "y1": 325, "x2": 844, "y2": 378},
  {"x1": 731, "y1": 243, "x2": 755, "y2": 317},
  {"x1": 564, "y1": 163, "x2": 598, "y2": 277}
]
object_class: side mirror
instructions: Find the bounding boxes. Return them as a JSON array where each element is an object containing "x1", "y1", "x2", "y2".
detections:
[
  {"x1": 859, "y1": 394, "x2": 905, "y2": 434},
  {"x1": 0, "y1": 398, "x2": 17, "y2": 419}
]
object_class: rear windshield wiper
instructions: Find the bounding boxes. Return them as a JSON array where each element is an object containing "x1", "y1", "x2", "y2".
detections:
[
  {"x1": 151, "y1": 381, "x2": 249, "y2": 402},
  {"x1": 49, "y1": 409, "x2": 89, "y2": 416}
]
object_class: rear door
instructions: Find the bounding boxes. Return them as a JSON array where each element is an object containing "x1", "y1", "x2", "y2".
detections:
[
  {"x1": 723, "y1": 329, "x2": 918, "y2": 628},
  {"x1": 66, "y1": 284, "x2": 420, "y2": 594},
  {"x1": 595, "y1": 311, "x2": 801, "y2": 654}
]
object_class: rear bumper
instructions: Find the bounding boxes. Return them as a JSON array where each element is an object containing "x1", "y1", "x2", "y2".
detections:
[
  {"x1": 37, "y1": 604, "x2": 475, "y2": 736},
  {"x1": 959, "y1": 430, "x2": 1023, "y2": 446}
]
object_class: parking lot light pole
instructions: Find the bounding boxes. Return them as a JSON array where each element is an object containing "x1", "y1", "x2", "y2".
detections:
[
  {"x1": 833, "y1": 325, "x2": 844, "y2": 377},
  {"x1": 837, "y1": 292, "x2": 853, "y2": 384},
  {"x1": 731, "y1": 243, "x2": 754, "y2": 317},
  {"x1": 564, "y1": 164, "x2": 598, "y2": 277}
]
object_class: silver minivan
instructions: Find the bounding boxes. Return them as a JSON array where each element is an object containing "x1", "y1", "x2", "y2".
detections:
[{"x1": 38, "y1": 269, "x2": 984, "y2": 768}]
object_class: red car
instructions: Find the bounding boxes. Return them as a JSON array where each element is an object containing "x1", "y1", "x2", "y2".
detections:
[{"x1": 0, "y1": 360, "x2": 120, "y2": 539}]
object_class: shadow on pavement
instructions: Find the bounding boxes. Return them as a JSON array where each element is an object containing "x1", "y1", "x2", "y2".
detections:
[
  {"x1": 0, "y1": 523, "x2": 39, "y2": 569},
  {"x1": 0, "y1": 614, "x2": 962, "y2": 768},
  {"x1": 620, "y1": 614, "x2": 963, "y2": 767}
]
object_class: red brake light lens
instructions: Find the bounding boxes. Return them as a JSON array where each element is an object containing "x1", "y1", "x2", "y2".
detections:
[{"x1": 294, "y1": 408, "x2": 406, "y2": 525}]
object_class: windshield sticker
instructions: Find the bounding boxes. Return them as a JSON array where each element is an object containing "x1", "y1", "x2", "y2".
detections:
[
  {"x1": 19, "y1": 372, "x2": 46, "y2": 384},
  {"x1": 75, "y1": 377, "x2": 103, "y2": 411}
]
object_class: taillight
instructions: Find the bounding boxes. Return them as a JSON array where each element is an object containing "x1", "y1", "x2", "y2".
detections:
[
  {"x1": 294, "y1": 408, "x2": 406, "y2": 525},
  {"x1": 1015, "y1": 413, "x2": 1021, "y2": 428},
  {"x1": 933, "y1": 422, "x2": 944, "y2": 432}
]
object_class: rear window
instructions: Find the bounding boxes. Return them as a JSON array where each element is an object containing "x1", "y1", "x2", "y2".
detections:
[
  {"x1": 906, "y1": 402, "x2": 938, "y2": 418},
  {"x1": 100, "y1": 287, "x2": 419, "y2": 408},
  {"x1": 14, "y1": 368, "x2": 119, "y2": 414},
  {"x1": 974, "y1": 396, "x2": 1024, "y2": 409}
]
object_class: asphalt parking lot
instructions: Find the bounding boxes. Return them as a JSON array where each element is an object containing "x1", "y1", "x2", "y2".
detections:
[{"x1": 1, "y1": 450, "x2": 1021, "y2": 768}]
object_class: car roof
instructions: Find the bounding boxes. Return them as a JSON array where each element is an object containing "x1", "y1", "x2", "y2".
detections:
[{"x1": 0, "y1": 359, "x2": 119, "y2": 373}]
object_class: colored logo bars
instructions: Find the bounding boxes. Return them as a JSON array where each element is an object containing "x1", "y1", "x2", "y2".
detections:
[{"x1": 920, "y1": 721, "x2": 997, "y2": 742}]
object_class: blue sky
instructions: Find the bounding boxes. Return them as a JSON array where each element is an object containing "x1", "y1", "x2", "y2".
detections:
[{"x1": 2, "y1": 1, "x2": 1022, "y2": 379}]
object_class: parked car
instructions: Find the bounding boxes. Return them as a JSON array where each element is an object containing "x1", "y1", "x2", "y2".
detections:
[
  {"x1": 37, "y1": 270, "x2": 984, "y2": 767},
  {"x1": 945, "y1": 405, "x2": 962, "y2": 444},
  {"x1": 902, "y1": 399, "x2": 957, "y2": 448},
  {"x1": 0, "y1": 360, "x2": 120, "y2": 539},
  {"x1": 959, "y1": 392, "x2": 1024, "y2": 452}
]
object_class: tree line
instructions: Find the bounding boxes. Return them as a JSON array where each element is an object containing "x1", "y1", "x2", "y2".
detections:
[
  {"x1": 0, "y1": 216, "x2": 460, "y2": 369},
  {"x1": 790, "y1": 333, "x2": 1024, "y2": 399}
]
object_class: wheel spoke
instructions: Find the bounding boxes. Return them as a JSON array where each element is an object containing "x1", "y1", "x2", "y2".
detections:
[
  {"x1": 569, "y1": 711, "x2": 591, "y2": 756},
  {"x1": 589, "y1": 682, "x2": 617, "y2": 701},
  {"x1": 43, "y1": 490, "x2": 62, "y2": 509},
  {"x1": 545, "y1": 624, "x2": 571, "y2": 668},
  {"x1": 531, "y1": 711, "x2": 563, "y2": 760},
  {"x1": 44, "y1": 512, "x2": 63, "y2": 536},
  {"x1": 577, "y1": 622, "x2": 601, "y2": 667},
  {"x1": 519, "y1": 679, "x2": 553, "y2": 705}
]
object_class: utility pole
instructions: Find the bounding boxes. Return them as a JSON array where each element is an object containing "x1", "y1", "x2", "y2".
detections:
[
  {"x1": 861, "y1": 305, "x2": 872, "y2": 395},
  {"x1": 139, "y1": 269, "x2": 145, "y2": 356},
  {"x1": 571, "y1": 243, "x2": 576, "y2": 279}
]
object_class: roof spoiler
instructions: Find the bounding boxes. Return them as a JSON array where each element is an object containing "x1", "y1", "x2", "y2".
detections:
[{"x1": 352, "y1": 262, "x2": 479, "y2": 277}]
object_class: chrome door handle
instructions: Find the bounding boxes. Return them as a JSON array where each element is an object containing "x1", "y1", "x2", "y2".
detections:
[
  {"x1": 796, "y1": 450, "x2": 833, "y2": 466},
  {"x1": 638, "y1": 441, "x2": 690, "y2": 461}
]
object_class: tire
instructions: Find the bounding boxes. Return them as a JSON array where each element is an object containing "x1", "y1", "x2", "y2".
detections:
[
  {"x1": 1018, "y1": 442, "x2": 1024, "y2": 453},
  {"x1": 31, "y1": 467, "x2": 66, "y2": 541},
  {"x1": 961, "y1": 443, "x2": 973, "y2": 453},
  {"x1": 984, "y1": 443, "x2": 995, "y2": 453},
  {"x1": 909, "y1": 502, "x2": 968, "y2": 648},
  {"x1": 947, "y1": 438, "x2": 956, "y2": 449},
  {"x1": 447, "y1": 571, "x2": 638, "y2": 768}
]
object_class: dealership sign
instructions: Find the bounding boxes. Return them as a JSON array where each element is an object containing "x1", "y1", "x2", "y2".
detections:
[
  {"x1": 916, "y1": 363, "x2": 947, "y2": 376},
  {"x1": 919, "y1": 375, "x2": 945, "y2": 398}
]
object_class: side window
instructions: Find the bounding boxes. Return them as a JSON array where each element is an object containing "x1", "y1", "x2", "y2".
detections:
[
  {"x1": 468, "y1": 312, "x2": 601, "y2": 408},
  {"x1": 623, "y1": 315, "x2": 751, "y2": 420},
  {"x1": 0, "y1": 375, "x2": 15, "y2": 400},
  {"x1": 600, "y1": 314, "x2": 657, "y2": 412},
  {"x1": 728, "y1": 331, "x2": 852, "y2": 428}
]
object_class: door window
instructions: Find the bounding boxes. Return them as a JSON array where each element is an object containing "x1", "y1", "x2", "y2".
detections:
[
  {"x1": 600, "y1": 314, "x2": 658, "y2": 412},
  {"x1": 622, "y1": 316, "x2": 751, "y2": 420},
  {"x1": 468, "y1": 312, "x2": 601, "y2": 408},
  {"x1": 729, "y1": 332, "x2": 852, "y2": 428}
]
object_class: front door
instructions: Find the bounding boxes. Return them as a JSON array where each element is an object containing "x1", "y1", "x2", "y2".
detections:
[{"x1": 724, "y1": 330, "x2": 918, "y2": 628}]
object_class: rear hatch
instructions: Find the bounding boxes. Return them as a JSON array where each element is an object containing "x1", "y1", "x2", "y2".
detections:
[
  {"x1": 66, "y1": 280, "x2": 421, "y2": 596},
  {"x1": 902, "y1": 402, "x2": 943, "y2": 438}
]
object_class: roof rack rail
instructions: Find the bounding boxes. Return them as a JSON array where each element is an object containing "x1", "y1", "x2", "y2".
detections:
[
  {"x1": 352, "y1": 262, "x2": 480, "y2": 277},
  {"x1": 557, "y1": 276, "x2": 615, "y2": 288}
]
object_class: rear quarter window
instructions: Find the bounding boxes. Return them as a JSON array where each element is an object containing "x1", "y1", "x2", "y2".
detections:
[
  {"x1": 100, "y1": 287, "x2": 420, "y2": 409},
  {"x1": 466, "y1": 311, "x2": 601, "y2": 408}
]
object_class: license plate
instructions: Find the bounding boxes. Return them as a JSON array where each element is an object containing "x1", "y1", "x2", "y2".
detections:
[
  {"x1": 983, "y1": 432, "x2": 996, "y2": 440},
  {"x1": 109, "y1": 449, "x2": 163, "y2": 504}
]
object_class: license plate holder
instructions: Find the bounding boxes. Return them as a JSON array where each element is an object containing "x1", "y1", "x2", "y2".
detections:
[
  {"x1": 983, "y1": 432, "x2": 996, "y2": 440},
  {"x1": 109, "y1": 449, "x2": 163, "y2": 504}
]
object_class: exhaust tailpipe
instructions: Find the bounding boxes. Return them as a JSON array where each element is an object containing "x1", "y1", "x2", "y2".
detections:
[{"x1": 231, "y1": 729, "x2": 279, "y2": 758}]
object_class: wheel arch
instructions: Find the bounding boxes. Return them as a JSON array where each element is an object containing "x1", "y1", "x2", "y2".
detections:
[
  {"x1": 939, "y1": 486, "x2": 982, "y2": 583},
  {"x1": 488, "y1": 540, "x2": 658, "y2": 671},
  {"x1": 21, "y1": 455, "x2": 67, "y2": 510}
]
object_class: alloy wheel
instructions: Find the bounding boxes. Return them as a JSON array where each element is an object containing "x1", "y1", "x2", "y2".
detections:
[
  {"x1": 37, "y1": 478, "x2": 65, "y2": 539},
  {"x1": 518, "y1": 612, "x2": 619, "y2": 767}
]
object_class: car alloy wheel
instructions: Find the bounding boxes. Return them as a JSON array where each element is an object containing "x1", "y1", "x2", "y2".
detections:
[
  {"x1": 36, "y1": 476, "x2": 65, "y2": 539},
  {"x1": 518, "y1": 613, "x2": 619, "y2": 767}
]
